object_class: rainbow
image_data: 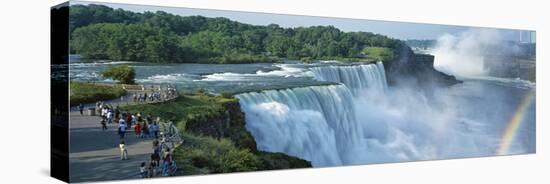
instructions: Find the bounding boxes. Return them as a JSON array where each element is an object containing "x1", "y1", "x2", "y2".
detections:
[{"x1": 496, "y1": 91, "x2": 536, "y2": 155}]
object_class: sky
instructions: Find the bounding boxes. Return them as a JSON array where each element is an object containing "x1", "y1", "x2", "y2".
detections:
[{"x1": 73, "y1": 1, "x2": 535, "y2": 42}]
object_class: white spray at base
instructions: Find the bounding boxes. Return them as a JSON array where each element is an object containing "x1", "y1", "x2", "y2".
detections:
[
  {"x1": 237, "y1": 62, "x2": 519, "y2": 166},
  {"x1": 431, "y1": 29, "x2": 502, "y2": 77}
]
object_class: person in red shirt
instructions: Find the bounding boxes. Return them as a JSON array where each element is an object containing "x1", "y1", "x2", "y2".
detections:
[{"x1": 135, "y1": 122, "x2": 142, "y2": 138}]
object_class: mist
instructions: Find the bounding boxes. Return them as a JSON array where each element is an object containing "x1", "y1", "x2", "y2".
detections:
[{"x1": 432, "y1": 29, "x2": 506, "y2": 77}]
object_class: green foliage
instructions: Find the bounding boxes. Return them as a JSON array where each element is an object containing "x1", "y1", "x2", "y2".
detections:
[
  {"x1": 70, "y1": 5, "x2": 405, "y2": 63},
  {"x1": 362, "y1": 47, "x2": 395, "y2": 62},
  {"x1": 173, "y1": 134, "x2": 260, "y2": 174},
  {"x1": 101, "y1": 65, "x2": 136, "y2": 84},
  {"x1": 196, "y1": 88, "x2": 206, "y2": 94},
  {"x1": 122, "y1": 94, "x2": 235, "y2": 123},
  {"x1": 72, "y1": 23, "x2": 188, "y2": 62},
  {"x1": 213, "y1": 52, "x2": 278, "y2": 64},
  {"x1": 300, "y1": 57, "x2": 313, "y2": 64},
  {"x1": 220, "y1": 92, "x2": 233, "y2": 99},
  {"x1": 69, "y1": 81, "x2": 126, "y2": 106}
]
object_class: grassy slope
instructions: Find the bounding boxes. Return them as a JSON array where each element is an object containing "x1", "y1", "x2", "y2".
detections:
[
  {"x1": 69, "y1": 81, "x2": 126, "y2": 106},
  {"x1": 120, "y1": 94, "x2": 229, "y2": 122},
  {"x1": 362, "y1": 47, "x2": 395, "y2": 62}
]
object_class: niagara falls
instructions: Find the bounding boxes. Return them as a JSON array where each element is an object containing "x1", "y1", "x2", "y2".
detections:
[{"x1": 62, "y1": 3, "x2": 536, "y2": 181}]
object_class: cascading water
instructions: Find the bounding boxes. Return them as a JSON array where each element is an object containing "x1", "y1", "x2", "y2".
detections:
[
  {"x1": 236, "y1": 61, "x2": 533, "y2": 166},
  {"x1": 236, "y1": 85, "x2": 361, "y2": 166},
  {"x1": 310, "y1": 62, "x2": 388, "y2": 94},
  {"x1": 236, "y1": 62, "x2": 390, "y2": 166}
]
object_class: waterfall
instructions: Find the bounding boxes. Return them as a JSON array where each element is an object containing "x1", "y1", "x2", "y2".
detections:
[
  {"x1": 236, "y1": 62, "x2": 393, "y2": 166},
  {"x1": 310, "y1": 62, "x2": 388, "y2": 94},
  {"x1": 236, "y1": 60, "x2": 533, "y2": 167},
  {"x1": 236, "y1": 85, "x2": 362, "y2": 166}
]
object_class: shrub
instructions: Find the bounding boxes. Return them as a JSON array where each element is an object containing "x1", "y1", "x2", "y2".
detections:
[
  {"x1": 220, "y1": 92, "x2": 233, "y2": 98},
  {"x1": 173, "y1": 135, "x2": 260, "y2": 174},
  {"x1": 101, "y1": 65, "x2": 136, "y2": 84}
]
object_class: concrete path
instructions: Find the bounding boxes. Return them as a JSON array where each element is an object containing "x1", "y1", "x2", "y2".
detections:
[
  {"x1": 69, "y1": 111, "x2": 155, "y2": 182},
  {"x1": 68, "y1": 84, "x2": 180, "y2": 182}
]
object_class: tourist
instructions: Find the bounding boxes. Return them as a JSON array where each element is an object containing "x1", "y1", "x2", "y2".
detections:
[
  {"x1": 137, "y1": 112, "x2": 142, "y2": 122},
  {"x1": 152, "y1": 123, "x2": 159, "y2": 139},
  {"x1": 163, "y1": 148, "x2": 172, "y2": 164},
  {"x1": 126, "y1": 113, "x2": 133, "y2": 128},
  {"x1": 115, "y1": 106, "x2": 120, "y2": 119},
  {"x1": 140, "y1": 162, "x2": 148, "y2": 178},
  {"x1": 146, "y1": 115, "x2": 152, "y2": 125},
  {"x1": 98, "y1": 101, "x2": 103, "y2": 111},
  {"x1": 134, "y1": 122, "x2": 142, "y2": 138},
  {"x1": 119, "y1": 114, "x2": 126, "y2": 124},
  {"x1": 106, "y1": 109, "x2": 113, "y2": 124},
  {"x1": 161, "y1": 148, "x2": 172, "y2": 176},
  {"x1": 119, "y1": 140, "x2": 128, "y2": 160},
  {"x1": 78, "y1": 104, "x2": 84, "y2": 115},
  {"x1": 141, "y1": 122, "x2": 149, "y2": 138},
  {"x1": 100, "y1": 107, "x2": 107, "y2": 119},
  {"x1": 131, "y1": 114, "x2": 137, "y2": 127},
  {"x1": 152, "y1": 139, "x2": 160, "y2": 156},
  {"x1": 100, "y1": 118, "x2": 107, "y2": 131},
  {"x1": 159, "y1": 132, "x2": 166, "y2": 146},
  {"x1": 148, "y1": 122, "x2": 154, "y2": 138},
  {"x1": 148, "y1": 155, "x2": 157, "y2": 178},
  {"x1": 118, "y1": 121, "x2": 127, "y2": 139}
]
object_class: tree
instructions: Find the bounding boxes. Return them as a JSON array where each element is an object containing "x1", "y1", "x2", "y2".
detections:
[
  {"x1": 70, "y1": 4, "x2": 405, "y2": 64},
  {"x1": 101, "y1": 65, "x2": 136, "y2": 84}
]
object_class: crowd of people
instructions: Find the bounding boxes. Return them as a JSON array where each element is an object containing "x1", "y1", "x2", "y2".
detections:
[
  {"x1": 142, "y1": 135, "x2": 177, "y2": 178},
  {"x1": 132, "y1": 85, "x2": 178, "y2": 103},
  {"x1": 94, "y1": 100, "x2": 178, "y2": 178}
]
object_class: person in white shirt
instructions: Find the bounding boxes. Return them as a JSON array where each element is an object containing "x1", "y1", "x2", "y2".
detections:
[
  {"x1": 118, "y1": 122, "x2": 127, "y2": 139},
  {"x1": 106, "y1": 110, "x2": 113, "y2": 124},
  {"x1": 119, "y1": 117, "x2": 126, "y2": 125},
  {"x1": 140, "y1": 162, "x2": 148, "y2": 178},
  {"x1": 119, "y1": 140, "x2": 128, "y2": 160}
]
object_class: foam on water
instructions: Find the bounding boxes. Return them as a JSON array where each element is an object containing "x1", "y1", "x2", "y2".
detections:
[{"x1": 201, "y1": 64, "x2": 313, "y2": 81}]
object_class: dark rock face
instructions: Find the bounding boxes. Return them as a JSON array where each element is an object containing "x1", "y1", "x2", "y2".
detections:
[
  {"x1": 385, "y1": 46, "x2": 460, "y2": 88},
  {"x1": 257, "y1": 151, "x2": 312, "y2": 170},
  {"x1": 184, "y1": 101, "x2": 257, "y2": 150},
  {"x1": 184, "y1": 100, "x2": 312, "y2": 169}
]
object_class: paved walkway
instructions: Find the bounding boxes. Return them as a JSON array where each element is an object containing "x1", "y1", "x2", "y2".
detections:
[
  {"x1": 69, "y1": 84, "x2": 180, "y2": 182},
  {"x1": 69, "y1": 111, "x2": 155, "y2": 182}
]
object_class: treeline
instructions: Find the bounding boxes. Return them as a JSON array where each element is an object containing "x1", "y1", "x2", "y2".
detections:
[{"x1": 70, "y1": 4, "x2": 406, "y2": 63}]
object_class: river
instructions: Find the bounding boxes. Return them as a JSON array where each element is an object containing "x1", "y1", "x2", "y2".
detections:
[{"x1": 69, "y1": 59, "x2": 536, "y2": 166}]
